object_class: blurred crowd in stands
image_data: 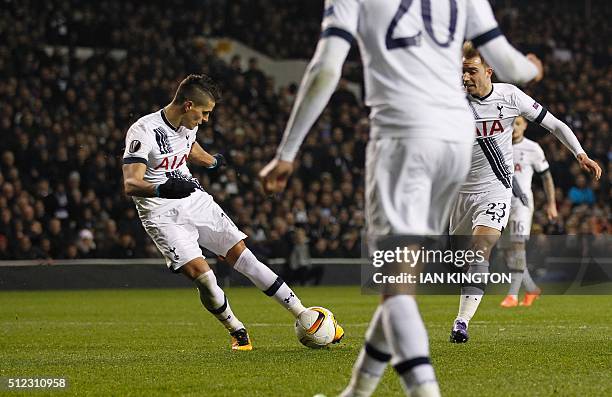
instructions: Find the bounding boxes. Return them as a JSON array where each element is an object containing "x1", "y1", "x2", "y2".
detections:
[{"x1": 0, "y1": 0, "x2": 609, "y2": 264}]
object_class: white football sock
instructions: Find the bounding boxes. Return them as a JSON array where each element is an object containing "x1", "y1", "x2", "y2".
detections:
[
  {"x1": 382, "y1": 296, "x2": 438, "y2": 395},
  {"x1": 522, "y1": 267, "x2": 539, "y2": 292},
  {"x1": 195, "y1": 270, "x2": 244, "y2": 332},
  {"x1": 234, "y1": 248, "x2": 306, "y2": 317},
  {"x1": 340, "y1": 306, "x2": 390, "y2": 397},
  {"x1": 457, "y1": 261, "x2": 489, "y2": 325},
  {"x1": 507, "y1": 272, "x2": 522, "y2": 299},
  {"x1": 507, "y1": 251, "x2": 526, "y2": 298},
  {"x1": 456, "y1": 287, "x2": 482, "y2": 324}
]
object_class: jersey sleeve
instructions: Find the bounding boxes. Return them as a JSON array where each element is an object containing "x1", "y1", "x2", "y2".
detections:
[
  {"x1": 539, "y1": 112, "x2": 585, "y2": 157},
  {"x1": 466, "y1": 0, "x2": 538, "y2": 84},
  {"x1": 532, "y1": 144, "x2": 550, "y2": 174},
  {"x1": 513, "y1": 87, "x2": 547, "y2": 124},
  {"x1": 465, "y1": 0, "x2": 501, "y2": 45},
  {"x1": 320, "y1": 0, "x2": 360, "y2": 43},
  {"x1": 123, "y1": 122, "x2": 153, "y2": 164}
]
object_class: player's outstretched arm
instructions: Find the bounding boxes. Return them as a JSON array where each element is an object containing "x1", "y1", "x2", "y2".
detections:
[
  {"x1": 540, "y1": 170, "x2": 558, "y2": 220},
  {"x1": 540, "y1": 112, "x2": 602, "y2": 180},
  {"x1": 189, "y1": 141, "x2": 224, "y2": 170},
  {"x1": 466, "y1": 0, "x2": 542, "y2": 84},
  {"x1": 478, "y1": 40, "x2": 543, "y2": 84},
  {"x1": 259, "y1": 36, "x2": 351, "y2": 193}
]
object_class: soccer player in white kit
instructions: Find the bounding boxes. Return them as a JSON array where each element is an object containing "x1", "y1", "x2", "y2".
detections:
[
  {"x1": 449, "y1": 44, "x2": 602, "y2": 343},
  {"x1": 122, "y1": 74, "x2": 340, "y2": 351},
  {"x1": 259, "y1": 1, "x2": 546, "y2": 395},
  {"x1": 498, "y1": 116, "x2": 557, "y2": 307}
]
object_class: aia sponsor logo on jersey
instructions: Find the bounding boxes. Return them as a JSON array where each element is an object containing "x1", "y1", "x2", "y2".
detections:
[
  {"x1": 155, "y1": 154, "x2": 188, "y2": 170},
  {"x1": 475, "y1": 120, "x2": 504, "y2": 137}
]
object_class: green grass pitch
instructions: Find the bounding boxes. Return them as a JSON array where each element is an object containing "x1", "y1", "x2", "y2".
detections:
[{"x1": 1, "y1": 287, "x2": 610, "y2": 396}]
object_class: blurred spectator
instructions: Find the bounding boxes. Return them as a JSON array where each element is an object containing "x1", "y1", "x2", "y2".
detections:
[
  {"x1": 0, "y1": 209, "x2": 13, "y2": 240},
  {"x1": 285, "y1": 228, "x2": 323, "y2": 286},
  {"x1": 341, "y1": 231, "x2": 361, "y2": 258},
  {"x1": 96, "y1": 219, "x2": 119, "y2": 258},
  {"x1": 39, "y1": 238, "x2": 53, "y2": 259},
  {"x1": 312, "y1": 238, "x2": 331, "y2": 258},
  {"x1": 244, "y1": 57, "x2": 266, "y2": 94},
  {"x1": 14, "y1": 236, "x2": 46, "y2": 260},
  {"x1": 568, "y1": 174, "x2": 596, "y2": 205},
  {"x1": 47, "y1": 218, "x2": 66, "y2": 258},
  {"x1": 0, "y1": 235, "x2": 10, "y2": 259},
  {"x1": 110, "y1": 234, "x2": 139, "y2": 259},
  {"x1": 63, "y1": 244, "x2": 79, "y2": 260},
  {"x1": 330, "y1": 78, "x2": 358, "y2": 109},
  {"x1": 76, "y1": 229, "x2": 97, "y2": 258}
]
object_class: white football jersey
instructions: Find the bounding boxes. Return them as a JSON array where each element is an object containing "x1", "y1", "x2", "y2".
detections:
[
  {"x1": 460, "y1": 83, "x2": 547, "y2": 193},
  {"x1": 123, "y1": 109, "x2": 203, "y2": 216},
  {"x1": 322, "y1": 0, "x2": 504, "y2": 143},
  {"x1": 512, "y1": 137, "x2": 550, "y2": 208}
]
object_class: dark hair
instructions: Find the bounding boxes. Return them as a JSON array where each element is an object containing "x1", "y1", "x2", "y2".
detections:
[{"x1": 173, "y1": 74, "x2": 221, "y2": 105}]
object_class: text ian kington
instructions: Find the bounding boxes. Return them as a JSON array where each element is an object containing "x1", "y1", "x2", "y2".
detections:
[{"x1": 372, "y1": 272, "x2": 511, "y2": 284}]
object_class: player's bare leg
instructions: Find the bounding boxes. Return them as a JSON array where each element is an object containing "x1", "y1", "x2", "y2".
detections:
[
  {"x1": 451, "y1": 226, "x2": 500, "y2": 343},
  {"x1": 181, "y1": 258, "x2": 252, "y2": 351},
  {"x1": 225, "y1": 240, "x2": 308, "y2": 318},
  {"x1": 341, "y1": 246, "x2": 440, "y2": 397}
]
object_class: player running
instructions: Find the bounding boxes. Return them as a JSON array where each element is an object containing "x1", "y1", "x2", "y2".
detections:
[
  {"x1": 449, "y1": 43, "x2": 601, "y2": 343},
  {"x1": 498, "y1": 116, "x2": 555, "y2": 307},
  {"x1": 122, "y1": 74, "x2": 342, "y2": 351},
  {"x1": 260, "y1": 0, "x2": 545, "y2": 395}
]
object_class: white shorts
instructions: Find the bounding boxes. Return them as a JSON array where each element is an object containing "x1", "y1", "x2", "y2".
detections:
[
  {"x1": 499, "y1": 198, "x2": 533, "y2": 247},
  {"x1": 366, "y1": 137, "x2": 472, "y2": 236},
  {"x1": 449, "y1": 189, "x2": 512, "y2": 235},
  {"x1": 140, "y1": 190, "x2": 247, "y2": 272}
]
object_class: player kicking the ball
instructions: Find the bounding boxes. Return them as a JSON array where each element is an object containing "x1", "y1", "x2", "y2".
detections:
[
  {"x1": 498, "y1": 116, "x2": 557, "y2": 307},
  {"x1": 260, "y1": 1, "x2": 545, "y2": 395},
  {"x1": 448, "y1": 44, "x2": 601, "y2": 343},
  {"x1": 122, "y1": 74, "x2": 340, "y2": 351}
]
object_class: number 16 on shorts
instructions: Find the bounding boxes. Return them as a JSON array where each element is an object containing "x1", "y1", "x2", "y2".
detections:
[{"x1": 508, "y1": 219, "x2": 525, "y2": 236}]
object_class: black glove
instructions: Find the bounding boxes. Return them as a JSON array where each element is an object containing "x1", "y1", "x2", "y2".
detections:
[
  {"x1": 207, "y1": 153, "x2": 225, "y2": 171},
  {"x1": 156, "y1": 178, "x2": 197, "y2": 199},
  {"x1": 512, "y1": 176, "x2": 529, "y2": 206}
]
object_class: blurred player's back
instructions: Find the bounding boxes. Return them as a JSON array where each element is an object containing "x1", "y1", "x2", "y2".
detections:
[{"x1": 333, "y1": 0, "x2": 479, "y2": 141}]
